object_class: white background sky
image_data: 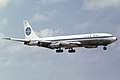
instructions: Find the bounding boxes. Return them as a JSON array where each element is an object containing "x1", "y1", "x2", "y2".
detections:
[{"x1": 0, "y1": 0, "x2": 120, "y2": 80}]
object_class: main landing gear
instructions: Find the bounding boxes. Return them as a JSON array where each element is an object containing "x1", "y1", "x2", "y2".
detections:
[
  {"x1": 68, "y1": 49, "x2": 76, "y2": 53},
  {"x1": 56, "y1": 49, "x2": 63, "y2": 53},
  {"x1": 56, "y1": 48, "x2": 76, "y2": 53}
]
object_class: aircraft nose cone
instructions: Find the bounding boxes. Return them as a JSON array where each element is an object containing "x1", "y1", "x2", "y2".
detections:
[
  {"x1": 112, "y1": 37, "x2": 117, "y2": 42},
  {"x1": 116, "y1": 37, "x2": 117, "y2": 41}
]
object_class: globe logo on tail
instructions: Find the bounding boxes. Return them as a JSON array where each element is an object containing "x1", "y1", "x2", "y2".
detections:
[{"x1": 26, "y1": 27, "x2": 31, "y2": 35}]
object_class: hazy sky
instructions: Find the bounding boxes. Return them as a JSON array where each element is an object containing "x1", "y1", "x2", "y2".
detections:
[{"x1": 0, "y1": 0, "x2": 120, "y2": 80}]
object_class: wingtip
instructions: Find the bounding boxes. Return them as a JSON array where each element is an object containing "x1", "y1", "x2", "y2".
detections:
[{"x1": 2, "y1": 38, "x2": 11, "y2": 40}]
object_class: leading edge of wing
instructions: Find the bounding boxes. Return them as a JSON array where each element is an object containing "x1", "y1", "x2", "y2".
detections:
[{"x1": 2, "y1": 37, "x2": 29, "y2": 42}]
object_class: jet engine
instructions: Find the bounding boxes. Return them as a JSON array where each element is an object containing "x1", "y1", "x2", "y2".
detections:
[
  {"x1": 49, "y1": 42, "x2": 61, "y2": 48},
  {"x1": 24, "y1": 41, "x2": 40, "y2": 46}
]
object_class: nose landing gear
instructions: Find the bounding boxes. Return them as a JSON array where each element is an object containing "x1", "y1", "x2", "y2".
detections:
[{"x1": 103, "y1": 46, "x2": 107, "y2": 50}]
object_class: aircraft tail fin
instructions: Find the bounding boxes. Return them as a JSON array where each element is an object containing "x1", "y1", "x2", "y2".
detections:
[{"x1": 23, "y1": 20, "x2": 39, "y2": 40}]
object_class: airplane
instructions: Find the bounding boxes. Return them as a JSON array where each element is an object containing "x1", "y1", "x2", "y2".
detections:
[{"x1": 3, "y1": 20, "x2": 117, "y2": 53}]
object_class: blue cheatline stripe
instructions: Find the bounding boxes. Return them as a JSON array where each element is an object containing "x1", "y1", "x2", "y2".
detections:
[{"x1": 49, "y1": 36, "x2": 113, "y2": 41}]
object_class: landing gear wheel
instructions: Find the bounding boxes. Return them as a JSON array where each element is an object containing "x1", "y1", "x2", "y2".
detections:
[
  {"x1": 56, "y1": 49, "x2": 63, "y2": 53},
  {"x1": 103, "y1": 46, "x2": 107, "y2": 50},
  {"x1": 68, "y1": 49, "x2": 76, "y2": 53}
]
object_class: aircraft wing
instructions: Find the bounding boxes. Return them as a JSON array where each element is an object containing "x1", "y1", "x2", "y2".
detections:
[
  {"x1": 2, "y1": 38, "x2": 29, "y2": 42},
  {"x1": 2, "y1": 37, "x2": 82, "y2": 49}
]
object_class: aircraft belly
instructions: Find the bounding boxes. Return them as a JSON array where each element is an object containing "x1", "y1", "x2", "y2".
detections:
[
  {"x1": 38, "y1": 37, "x2": 115, "y2": 49},
  {"x1": 61, "y1": 44, "x2": 81, "y2": 48}
]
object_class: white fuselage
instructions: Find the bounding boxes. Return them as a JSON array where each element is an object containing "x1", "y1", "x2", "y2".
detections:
[
  {"x1": 28, "y1": 33, "x2": 117, "y2": 49},
  {"x1": 38, "y1": 33, "x2": 117, "y2": 44}
]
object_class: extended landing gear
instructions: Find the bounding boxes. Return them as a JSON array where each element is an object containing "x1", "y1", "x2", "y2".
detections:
[
  {"x1": 56, "y1": 49, "x2": 63, "y2": 53},
  {"x1": 56, "y1": 48, "x2": 76, "y2": 53},
  {"x1": 103, "y1": 46, "x2": 107, "y2": 50},
  {"x1": 68, "y1": 49, "x2": 76, "y2": 53}
]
